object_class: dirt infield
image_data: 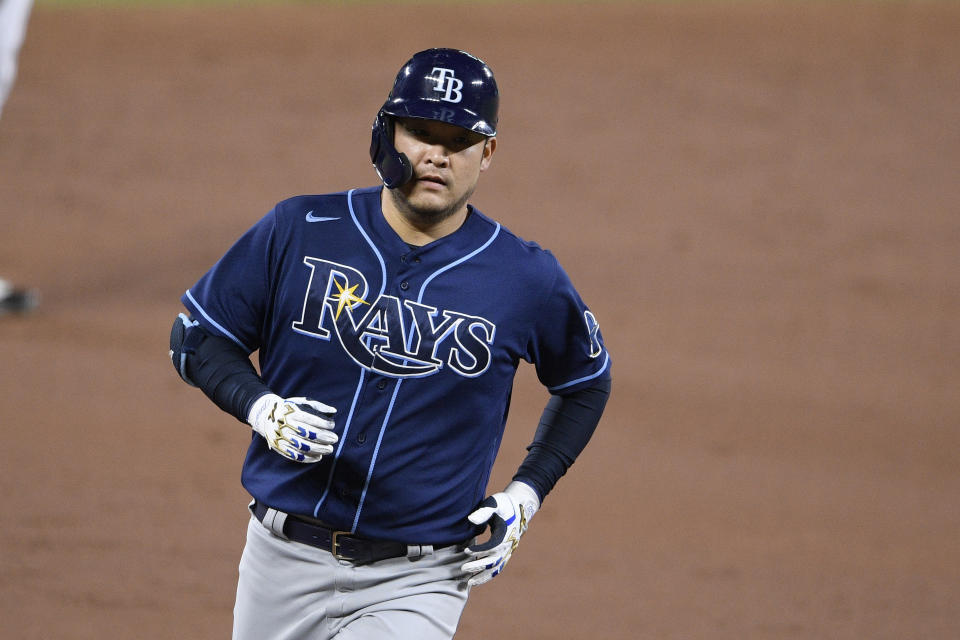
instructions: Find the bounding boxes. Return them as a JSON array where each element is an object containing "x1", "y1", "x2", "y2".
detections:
[{"x1": 1, "y1": 2, "x2": 958, "y2": 638}]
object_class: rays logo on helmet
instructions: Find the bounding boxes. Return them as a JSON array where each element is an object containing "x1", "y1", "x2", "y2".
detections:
[{"x1": 431, "y1": 68, "x2": 463, "y2": 103}]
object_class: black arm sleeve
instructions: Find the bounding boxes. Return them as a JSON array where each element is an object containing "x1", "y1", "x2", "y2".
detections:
[
  {"x1": 512, "y1": 376, "x2": 611, "y2": 503},
  {"x1": 179, "y1": 322, "x2": 272, "y2": 423}
]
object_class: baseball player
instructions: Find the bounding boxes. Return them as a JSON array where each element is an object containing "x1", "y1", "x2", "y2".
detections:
[
  {"x1": 0, "y1": 277, "x2": 38, "y2": 315},
  {"x1": 0, "y1": 0, "x2": 39, "y2": 315},
  {"x1": 170, "y1": 48, "x2": 611, "y2": 639},
  {"x1": 0, "y1": 0, "x2": 32, "y2": 120}
]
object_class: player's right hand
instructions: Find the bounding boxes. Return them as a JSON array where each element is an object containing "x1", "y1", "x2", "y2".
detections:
[{"x1": 247, "y1": 393, "x2": 337, "y2": 463}]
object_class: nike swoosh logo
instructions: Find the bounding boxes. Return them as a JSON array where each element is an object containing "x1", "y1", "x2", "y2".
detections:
[{"x1": 305, "y1": 211, "x2": 341, "y2": 223}]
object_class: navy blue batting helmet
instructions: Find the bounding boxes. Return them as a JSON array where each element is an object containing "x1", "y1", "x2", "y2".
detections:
[{"x1": 370, "y1": 48, "x2": 499, "y2": 189}]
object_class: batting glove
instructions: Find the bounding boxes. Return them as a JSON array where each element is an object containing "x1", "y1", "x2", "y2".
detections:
[
  {"x1": 247, "y1": 393, "x2": 337, "y2": 463},
  {"x1": 461, "y1": 481, "x2": 540, "y2": 587}
]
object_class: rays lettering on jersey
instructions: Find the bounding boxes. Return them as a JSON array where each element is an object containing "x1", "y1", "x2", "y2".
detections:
[{"x1": 292, "y1": 257, "x2": 495, "y2": 378}]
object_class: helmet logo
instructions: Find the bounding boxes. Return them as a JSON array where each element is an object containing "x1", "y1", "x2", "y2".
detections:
[{"x1": 431, "y1": 67, "x2": 463, "y2": 103}]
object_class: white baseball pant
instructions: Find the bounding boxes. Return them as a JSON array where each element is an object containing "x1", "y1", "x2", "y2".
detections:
[{"x1": 233, "y1": 514, "x2": 472, "y2": 639}]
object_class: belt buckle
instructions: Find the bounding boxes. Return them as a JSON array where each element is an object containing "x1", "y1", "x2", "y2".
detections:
[{"x1": 331, "y1": 530, "x2": 353, "y2": 561}]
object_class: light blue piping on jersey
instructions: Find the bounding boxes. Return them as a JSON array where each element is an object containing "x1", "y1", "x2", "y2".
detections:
[
  {"x1": 313, "y1": 367, "x2": 368, "y2": 520},
  {"x1": 351, "y1": 380, "x2": 403, "y2": 533},
  {"x1": 183, "y1": 289, "x2": 252, "y2": 352},
  {"x1": 416, "y1": 223, "x2": 501, "y2": 303},
  {"x1": 344, "y1": 188, "x2": 388, "y2": 289},
  {"x1": 403, "y1": 222, "x2": 502, "y2": 354},
  {"x1": 313, "y1": 189, "x2": 389, "y2": 522},
  {"x1": 350, "y1": 212, "x2": 502, "y2": 534},
  {"x1": 548, "y1": 352, "x2": 611, "y2": 392}
]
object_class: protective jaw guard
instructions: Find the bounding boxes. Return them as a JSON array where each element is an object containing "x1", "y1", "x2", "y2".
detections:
[{"x1": 370, "y1": 111, "x2": 413, "y2": 190}]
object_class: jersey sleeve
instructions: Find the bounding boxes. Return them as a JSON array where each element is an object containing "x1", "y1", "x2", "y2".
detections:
[
  {"x1": 181, "y1": 208, "x2": 277, "y2": 353},
  {"x1": 526, "y1": 256, "x2": 612, "y2": 393}
]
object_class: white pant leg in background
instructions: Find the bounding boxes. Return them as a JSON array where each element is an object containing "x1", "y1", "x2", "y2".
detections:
[
  {"x1": 233, "y1": 515, "x2": 471, "y2": 640},
  {"x1": 0, "y1": 0, "x2": 33, "y2": 118}
]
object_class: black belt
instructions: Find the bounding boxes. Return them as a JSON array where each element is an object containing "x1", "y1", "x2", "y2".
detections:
[{"x1": 252, "y1": 501, "x2": 419, "y2": 564}]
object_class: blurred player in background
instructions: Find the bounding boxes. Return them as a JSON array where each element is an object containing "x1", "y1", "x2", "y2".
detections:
[
  {"x1": 0, "y1": 0, "x2": 39, "y2": 316},
  {"x1": 0, "y1": 0, "x2": 32, "y2": 118}
]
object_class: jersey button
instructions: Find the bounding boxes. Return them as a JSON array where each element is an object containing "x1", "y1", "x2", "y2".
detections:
[
  {"x1": 399, "y1": 281, "x2": 409, "y2": 291},
  {"x1": 376, "y1": 379, "x2": 387, "y2": 390},
  {"x1": 356, "y1": 432, "x2": 367, "y2": 444},
  {"x1": 414, "y1": 257, "x2": 421, "y2": 264}
]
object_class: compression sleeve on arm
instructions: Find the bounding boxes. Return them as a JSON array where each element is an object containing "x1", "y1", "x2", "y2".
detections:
[
  {"x1": 513, "y1": 376, "x2": 611, "y2": 502},
  {"x1": 182, "y1": 324, "x2": 272, "y2": 423}
]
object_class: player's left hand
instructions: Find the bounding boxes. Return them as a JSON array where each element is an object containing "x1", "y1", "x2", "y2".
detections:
[{"x1": 461, "y1": 481, "x2": 540, "y2": 587}]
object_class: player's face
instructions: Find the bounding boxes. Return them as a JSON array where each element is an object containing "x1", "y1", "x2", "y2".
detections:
[{"x1": 389, "y1": 117, "x2": 496, "y2": 223}]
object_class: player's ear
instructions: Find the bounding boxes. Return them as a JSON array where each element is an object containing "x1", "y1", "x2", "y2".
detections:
[{"x1": 480, "y1": 137, "x2": 497, "y2": 172}]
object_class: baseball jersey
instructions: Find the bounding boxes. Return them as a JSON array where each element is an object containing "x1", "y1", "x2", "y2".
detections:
[{"x1": 182, "y1": 186, "x2": 611, "y2": 544}]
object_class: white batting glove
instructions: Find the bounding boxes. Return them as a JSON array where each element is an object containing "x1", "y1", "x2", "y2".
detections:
[
  {"x1": 461, "y1": 481, "x2": 540, "y2": 587},
  {"x1": 247, "y1": 393, "x2": 338, "y2": 463}
]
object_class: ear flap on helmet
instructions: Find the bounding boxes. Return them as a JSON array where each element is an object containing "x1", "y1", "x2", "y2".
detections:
[{"x1": 370, "y1": 111, "x2": 413, "y2": 189}]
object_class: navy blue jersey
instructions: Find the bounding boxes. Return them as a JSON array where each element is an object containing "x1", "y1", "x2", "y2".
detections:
[{"x1": 182, "y1": 186, "x2": 611, "y2": 544}]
